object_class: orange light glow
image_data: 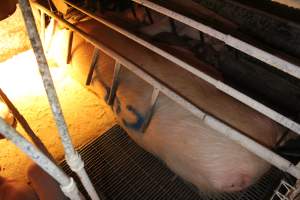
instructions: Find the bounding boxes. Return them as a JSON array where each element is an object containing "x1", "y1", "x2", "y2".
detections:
[{"x1": 0, "y1": 50, "x2": 68, "y2": 101}]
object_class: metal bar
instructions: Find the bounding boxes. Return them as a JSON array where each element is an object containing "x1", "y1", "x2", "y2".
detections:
[
  {"x1": 45, "y1": 18, "x2": 56, "y2": 53},
  {"x1": 141, "y1": 87, "x2": 160, "y2": 132},
  {"x1": 0, "y1": 88, "x2": 52, "y2": 158},
  {"x1": 0, "y1": 118, "x2": 83, "y2": 200},
  {"x1": 144, "y1": 7, "x2": 153, "y2": 24},
  {"x1": 30, "y1": 5, "x2": 300, "y2": 179},
  {"x1": 107, "y1": 62, "x2": 121, "y2": 105},
  {"x1": 66, "y1": 30, "x2": 74, "y2": 64},
  {"x1": 63, "y1": 0, "x2": 300, "y2": 136},
  {"x1": 131, "y1": 0, "x2": 300, "y2": 80},
  {"x1": 18, "y1": 1, "x2": 100, "y2": 200},
  {"x1": 19, "y1": 0, "x2": 76, "y2": 157},
  {"x1": 40, "y1": 11, "x2": 45, "y2": 45},
  {"x1": 86, "y1": 48, "x2": 100, "y2": 85},
  {"x1": 169, "y1": 17, "x2": 177, "y2": 35},
  {"x1": 199, "y1": 31, "x2": 204, "y2": 43},
  {"x1": 130, "y1": 3, "x2": 138, "y2": 20}
]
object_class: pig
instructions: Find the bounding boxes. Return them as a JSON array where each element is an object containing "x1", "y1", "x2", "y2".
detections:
[
  {"x1": 53, "y1": 16, "x2": 283, "y2": 193},
  {"x1": 0, "y1": 162, "x2": 63, "y2": 200},
  {"x1": 94, "y1": 64, "x2": 280, "y2": 193},
  {"x1": 27, "y1": 163, "x2": 67, "y2": 200},
  {"x1": 0, "y1": 177, "x2": 38, "y2": 200}
]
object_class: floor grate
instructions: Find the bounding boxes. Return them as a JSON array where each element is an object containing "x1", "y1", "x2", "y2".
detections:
[{"x1": 60, "y1": 125, "x2": 286, "y2": 200}]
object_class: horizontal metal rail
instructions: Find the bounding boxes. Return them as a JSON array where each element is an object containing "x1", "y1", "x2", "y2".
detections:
[
  {"x1": 63, "y1": 0, "x2": 300, "y2": 136},
  {"x1": 31, "y1": 3, "x2": 300, "y2": 179},
  {"x1": 132, "y1": 0, "x2": 300, "y2": 80}
]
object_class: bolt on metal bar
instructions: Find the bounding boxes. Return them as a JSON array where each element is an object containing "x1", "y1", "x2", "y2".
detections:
[
  {"x1": 86, "y1": 48, "x2": 100, "y2": 85},
  {"x1": 0, "y1": 118, "x2": 84, "y2": 200},
  {"x1": 141, "y1": 87, "x2": 160, "y2": 132},
  {"x1": 63, "y1": 0, "x2": 300, "y2": 136},
  {"x1": 30, "y1": 4, "x2": 300, "y2": 180},
  {"x1": 18, "y1": 1, "x2": 100, "y2": 199},
  {"x1": 107, "y1": 62, "x2": 121, "y2": 105}
]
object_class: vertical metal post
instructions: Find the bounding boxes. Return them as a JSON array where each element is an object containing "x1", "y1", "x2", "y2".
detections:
[
  {"x1": 141, "y1": 87, "x2": 160, "y2": 132},
  {"x1": 18, "y1": 1, "x2": 100, "y2": 199},
  {"x1": 86, "y1": 48, "x2": 100, "y2": 85},
  {"x1": 40, "y1": 11, "x2": 45, "y2": 45},
  {"x1": 66, "y1": 30, "x2": 74, "y2": 64},
  {"x1": 107, "y1": 62, "x2": 121, "y2": 105},
  {"x1": 199, "y1": 31, "x2": 204, "y2": 43},
  {"x1": 169, "y1": 17, "x2": 177, "y2": 35},
  {"x1": 144, "y1": 7, "x2": 153, "y2": 24},
  {"x1": 130, "y1": 3, "x2": 138, "y2": 20},
  {"x1": 0, "y1": 119, "x2": 83, "y2": 200}
]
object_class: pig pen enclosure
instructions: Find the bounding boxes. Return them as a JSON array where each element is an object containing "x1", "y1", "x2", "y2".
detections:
[{"x1": 1, "y1": 0, "x2": 300, "y2": 199}]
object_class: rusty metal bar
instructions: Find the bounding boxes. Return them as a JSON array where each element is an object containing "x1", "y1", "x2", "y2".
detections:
[
  {"x1": 107, "y1": 62, "x2": 121, "y2": 105},
  {"x1": 86, "y1": 48, "x2": 100, "y2": 85},
  {"x1": 141, "y1": 87, "x2": 160, "y2": 132},
  {"x1": 18, "y1": 1, "x2": 100, "y2": 199},
  {"x1": 66, "y1": 30, "x2": 74, "y2": 64}
]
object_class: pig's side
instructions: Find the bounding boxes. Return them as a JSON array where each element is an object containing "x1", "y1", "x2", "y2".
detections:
[
  {"x1": 67, "y1": 20, "x2": 282, "y2": 193},
  {"x1": 95, "y1": 66, "x2": 278, "y2": 193}
]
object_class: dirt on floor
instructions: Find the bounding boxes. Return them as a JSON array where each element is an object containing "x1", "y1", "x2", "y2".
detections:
[{"x1": 0, "y1": 5, "x2": 31, "y2": 63}]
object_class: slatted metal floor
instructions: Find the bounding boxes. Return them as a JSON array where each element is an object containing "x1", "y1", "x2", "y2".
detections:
[{"x1": 60, "y1": 125, "x2": 287, "y2": 200}]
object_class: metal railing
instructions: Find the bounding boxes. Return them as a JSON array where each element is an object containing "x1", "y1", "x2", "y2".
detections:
[
  {"x1": 65, "y1": 0, "x2": 300, "y2": 137},
  {"x1": 31, "y1": 2, "x2": 300, "y2": 183}
]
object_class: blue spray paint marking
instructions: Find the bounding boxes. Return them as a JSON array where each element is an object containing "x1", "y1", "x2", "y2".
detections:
[
  {"x1": 122, "y1": 105, "x2": 145, "y2": 131},
  {"x1": 109, "y1": 94, "x2": 145, "y2": 131}
]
